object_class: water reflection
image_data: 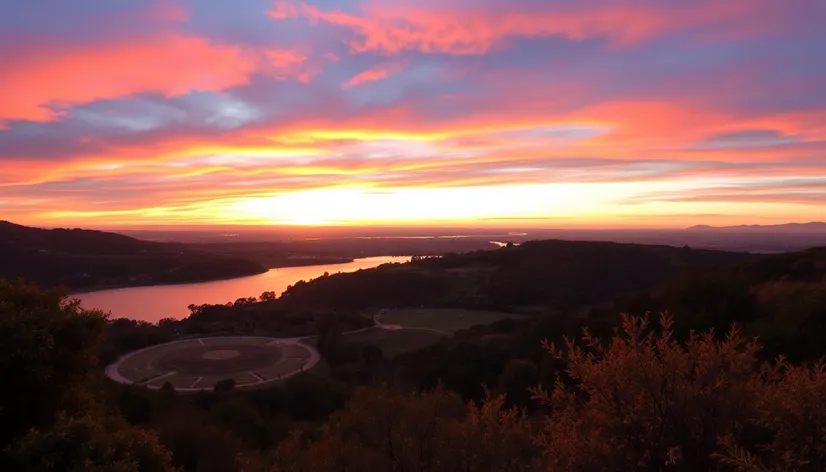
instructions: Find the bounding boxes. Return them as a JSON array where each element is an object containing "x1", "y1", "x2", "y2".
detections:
[{"x1": 77, "y1": 256, "x2": 408, "y2": 323}]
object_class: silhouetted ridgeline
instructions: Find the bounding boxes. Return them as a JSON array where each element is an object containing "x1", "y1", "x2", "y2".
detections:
[
  {"x1": 276, "y1": 239, "x2": 755, "y2": 311},
  {"x1": 0, "y1": 221, "x2": 267, "y2": 289}
]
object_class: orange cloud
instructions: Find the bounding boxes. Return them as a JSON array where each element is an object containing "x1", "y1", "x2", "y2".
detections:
[
  {"x1": 569, "y1": 101, "x2": 826, "y2": 158},
  {"x1": 0, "y1": 34, "x2": 256, "y2": 123},
  {"x1": 342, "y1": 60, "x2": 409, "y2": 89}
]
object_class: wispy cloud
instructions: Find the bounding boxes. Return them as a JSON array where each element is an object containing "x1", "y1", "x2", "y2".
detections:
[
  {"x1": 268, "y1": 0, "x2": 812, "y2": 54},
  {"x1": 342, "y1": 60, "x2": 409, "y2": 89}
]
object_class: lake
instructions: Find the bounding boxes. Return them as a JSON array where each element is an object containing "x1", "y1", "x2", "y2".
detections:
[{"x1": 76, "y1": 256, "x2": 409, "y2": 323}]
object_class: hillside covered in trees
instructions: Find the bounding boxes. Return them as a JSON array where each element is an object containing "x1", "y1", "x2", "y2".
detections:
[
  {"x1": 0, "y1": 221, "x2": 268, "y2": 290},
  {"x1": 172, "y1": 240, "x2": 753, "y2": 337},
  {"x1": 2, "y1": 241, "x2": 826, "y2": 471},
  {"x1": 395, "y1": 246, "x2": 826, "y2": 400},
  {"x1": 0, "y1": 221, "x2": 499, "y2": 291},
  {"x1": 4, "y1": 269, "x2": 826, "y2": 471}
]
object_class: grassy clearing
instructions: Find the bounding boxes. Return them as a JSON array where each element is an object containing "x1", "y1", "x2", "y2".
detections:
[
  {"x1": 380, "y1": 308, "x2": 521, "y2": 333},
  {"x1": 343, "y1": 328, "x2": 445, "y2": 358}
]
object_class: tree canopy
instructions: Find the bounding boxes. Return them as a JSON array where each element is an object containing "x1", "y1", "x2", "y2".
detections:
[{"x1": 0, "y1": 280, "x2": 177, "y2": 471}]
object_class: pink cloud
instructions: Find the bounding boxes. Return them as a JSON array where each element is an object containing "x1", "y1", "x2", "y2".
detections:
[
  {"x1": 262, "y1": 48, "x2": 319, "y2": 83},
  {"x1": 341, "y1": 60, "x2": 409, "y2": 89},
  {"x1": 269, "y1": 1, "x2": 790, "y2": 55},
  {"x1": 0, "y1": 0, "x2": 315, "y2": 124},
  {"x1": 0, "y1": 38, "x2": 323, "y2": 124},
  {"x1": 0, "y1": 34, "x2": 258, "y2": 123}
]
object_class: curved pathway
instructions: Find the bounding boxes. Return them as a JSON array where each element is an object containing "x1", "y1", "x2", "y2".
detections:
[
  {"x1": 105, "y1": 336, "x2": 320, "y2": 392},
  {"x1": 105, "y1": 309, "x2": 440, "y2": 392},
  {"x1": 369, "y1": 311, "x2": 447, "y2": 334}
]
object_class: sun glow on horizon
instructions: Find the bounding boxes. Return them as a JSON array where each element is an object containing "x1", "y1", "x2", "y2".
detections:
[{"x1": 35, "y1": 175, "x2": 825, "y2": 229}]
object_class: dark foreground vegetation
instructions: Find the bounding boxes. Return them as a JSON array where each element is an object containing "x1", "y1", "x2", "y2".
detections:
[{"x1": 2, "y1": 241, "x2": 826, "y2": 471}]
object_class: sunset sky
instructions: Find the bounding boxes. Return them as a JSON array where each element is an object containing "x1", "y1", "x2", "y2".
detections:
[{"x1": 2, "y1": 0, "x2": 825, "y2": 228}]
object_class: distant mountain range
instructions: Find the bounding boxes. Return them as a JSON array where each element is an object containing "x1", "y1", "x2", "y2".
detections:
[{"x1": 687, "y1": 222, "x2": 826, "y2": 233}]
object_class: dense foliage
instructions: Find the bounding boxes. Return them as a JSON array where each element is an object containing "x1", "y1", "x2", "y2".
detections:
[
  {"x1": 265, "y1": 315, "x2": 826, "y2": 472},
  {"x1": 2, "y1": 241, "x2": 826, "y2": 471},
  {"x1": 273, "y1": 240, "x2": 752, "y2": 311},
  {"x1": 393, "y1": 248, "x2": 826, "y2": 403},
  {"x1": 0, "y1": 280, "x2": 177, "y2": 471},
  {"x1": 165, "y1": 240, "x2": 753, "y2": 341}
]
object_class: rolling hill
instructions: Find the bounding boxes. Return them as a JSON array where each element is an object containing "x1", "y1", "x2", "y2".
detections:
[{"x1": 0, "y1": 221, "x2": 267, "y2": 290}]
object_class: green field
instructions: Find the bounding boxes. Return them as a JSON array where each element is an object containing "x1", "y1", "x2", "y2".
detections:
[
  {"x1": 342, "y1": 328, "x2": 445, "y2": 357},
  {"x1": 379, "y1": 308, "x2": 521, "y2": 333}
]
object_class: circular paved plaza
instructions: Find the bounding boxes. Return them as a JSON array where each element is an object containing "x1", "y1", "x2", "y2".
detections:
[{"x1": 106, "y1": 337, "x2": 318, "y2": 391}]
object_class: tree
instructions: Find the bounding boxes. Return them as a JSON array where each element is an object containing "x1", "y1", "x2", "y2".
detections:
[
  {"x1": 118, "y1": 387, "x2": 154, "y2": 425},
  {"x1": 278, "y1": 375, "x2": 350, "y2": 422},
  {"x1": 210, "y1": 397, "x2": 271, "y2": 449},
  {"x1": 361, "y1": 344, "x2": 384, "y2": 367},
  {"x1": 7, "y1": 413, "x2": 178, "y2": 472},
  {"x1": 496, "y1": 359, "x2": 538, "y2": 406},
  {"x1": 0, "y1": 279, "x2": 107, "y2": 448},
  {"x1": 529, "y1": 311, "x2": 826, "y2": 472},
  {"x1": 718, "y1": 360, "x2": 826, "y2": 471},
  {"x1": 155, "y1": 414, "x2": 246, "y2": 472},
  {"x1": 267, "y1": 384, "x2": 538, "y2": 472},
  {"x1": 160, "y1": 382, "x2": 177, "y2": 397},
  {"x1": 316, "y1": 323, "x2": 346, "y2": 362},
  {"x1": 214, "y1": 379, "x2": 236, "y2": 393},
  {"x1": 440, "y1": 391, "x2": 538, "y2": 472},
  {"x1": 534, "y1": 313, "x2": 760, "y2": 472}
]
